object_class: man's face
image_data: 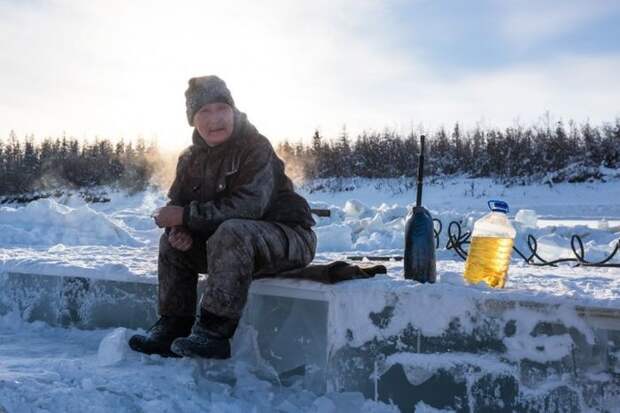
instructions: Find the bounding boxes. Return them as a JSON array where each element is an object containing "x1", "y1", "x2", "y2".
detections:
[{"x1": 193, "y1": 102, "x2": 235, "y2": 146}]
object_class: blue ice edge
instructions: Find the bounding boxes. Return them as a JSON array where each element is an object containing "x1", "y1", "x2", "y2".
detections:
[{"x1": 1, "y1": 269, "x2": 619, "y2": 412}]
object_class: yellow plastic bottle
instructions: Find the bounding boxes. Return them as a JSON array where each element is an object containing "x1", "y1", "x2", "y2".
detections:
[{"x1": 464, "y1": 200, "x2": 516, "y2": 288}]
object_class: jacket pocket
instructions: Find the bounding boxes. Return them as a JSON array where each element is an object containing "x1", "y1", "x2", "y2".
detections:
[
  {"x1": 215, "y1": 167, "x2": 239, "y2": 194},
  {"x1": 181, "y1": 176, "x2": 203, "y2": 203}
]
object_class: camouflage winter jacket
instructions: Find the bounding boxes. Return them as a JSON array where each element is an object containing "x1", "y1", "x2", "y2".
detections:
[{"x1": 167, "y1": 110, "x2": 316, "y2": 236}]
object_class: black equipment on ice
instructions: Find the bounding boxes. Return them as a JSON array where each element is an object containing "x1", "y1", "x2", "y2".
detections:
[{"x1": 404, "y1": 135, "x2": 437, "y2": 282}]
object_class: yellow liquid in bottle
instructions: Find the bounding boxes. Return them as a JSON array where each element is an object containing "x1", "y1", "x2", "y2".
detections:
[{"x1": 464, "y1": 236, "x2": 514, "y2": 288}]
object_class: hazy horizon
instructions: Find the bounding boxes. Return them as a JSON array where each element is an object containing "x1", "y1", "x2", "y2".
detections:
[{"x1": 2, "y1": 0, "x2": 619, "y2": 151}]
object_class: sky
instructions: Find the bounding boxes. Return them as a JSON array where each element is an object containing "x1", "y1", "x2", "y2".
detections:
[{"x1": 1, "y1": 0, "x2": 619, "y2": 151}]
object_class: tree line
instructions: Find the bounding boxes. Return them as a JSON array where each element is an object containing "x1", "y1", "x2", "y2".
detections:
[
  {"x1": 0, "y1": 131, "x2": 160, "y2": 196},
  {"x1": 276, "y1": 118, "x2": 620, "y2": 183},
  {"x1": 2, "y1": 117, "x2": 619, "y2": 198}
]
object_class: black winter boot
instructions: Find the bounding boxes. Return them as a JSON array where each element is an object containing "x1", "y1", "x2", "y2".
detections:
[
  {"x1": 170, "y1": 309, "x2": 238, "y2": 359},
  {"x1": 128, "y1": 315, "x2": 195, "y2": 357}
]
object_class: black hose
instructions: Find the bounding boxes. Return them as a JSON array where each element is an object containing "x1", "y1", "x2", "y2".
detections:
[
  {"x1": 348, "y1": 219, "x2": 620, "y2": 268},
  {"x1": 445, "y1": 220, "x2": 620, "y2": 268}
]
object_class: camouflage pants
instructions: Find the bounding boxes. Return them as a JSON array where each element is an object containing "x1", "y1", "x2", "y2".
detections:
[{"x1": 158, "y1": 219, "x2": 317, "y2": 320}]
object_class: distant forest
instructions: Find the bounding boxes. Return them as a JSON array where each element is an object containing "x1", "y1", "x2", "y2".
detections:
[
  {"x1": 0, "y1": 131, "x2": 161, "y2": 197},
  {"x1": 277, "y1": 118, "x2": 620, "y2": 184},
  {"x1": 1, "y1": 118, "x2": 619, "y2": 197}
]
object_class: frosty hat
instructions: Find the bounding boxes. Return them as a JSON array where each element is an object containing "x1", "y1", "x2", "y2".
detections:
[{"x1": 185, "y1": 75, "x2": 235, "y2": 126}]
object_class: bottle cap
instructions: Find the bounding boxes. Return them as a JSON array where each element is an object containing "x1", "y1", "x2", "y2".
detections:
[{"x1": 488, "y1": 200, "x2": 509, "y2": 214}]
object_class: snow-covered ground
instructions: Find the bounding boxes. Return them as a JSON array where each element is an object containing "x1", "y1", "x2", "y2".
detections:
[
  {"x1": 1, "y1": 177, "x2": 620, "y2": 412},
  {"x1": 1, "y1": 177, "x2": 619, "y2": 303},
  {"x1": 0, "y1": 311, "x2": 402, "y2": 413}
]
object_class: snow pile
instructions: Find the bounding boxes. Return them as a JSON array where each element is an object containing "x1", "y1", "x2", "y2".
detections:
[
  {"x1": 311, "y1": 195, "x2": 620, "y2": 262},
  {"x1": 0, "y1": 179, "x2": 618, "y2": 294},
  {"x1": 308, "y1": 180, "x2": 620, "y2": 265},
  {"x1": 87, "y1": 189, "x2": 167, "y2": 245},
  {"x1": 310, "y1": 199, "x2": 412, "y2": 252},
  {"x1": 0, "y1": 198, "x2": 143, "y2": 247}
]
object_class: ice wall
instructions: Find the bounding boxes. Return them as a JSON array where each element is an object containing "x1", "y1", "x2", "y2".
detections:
[{"x1": 2, "y1": 270, "x2": 620, "y2": 412}]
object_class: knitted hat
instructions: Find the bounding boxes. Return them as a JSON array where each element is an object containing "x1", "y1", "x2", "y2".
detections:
[{"x1": 185, "y1": 75, "x2": 235, "y2": 126}]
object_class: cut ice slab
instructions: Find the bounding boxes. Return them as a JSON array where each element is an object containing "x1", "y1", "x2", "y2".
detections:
[
  {"x1": 343, "y1": 200, "x2": 373, "y2": 219},
  {"x1": 515, "y1": 209, "x2": 538, "y2": 228},
  {"x1": 4, "y1": 265, "x2": 620, "y2": 412},
  {"x1": 245, "y1": 276, "x2": 620, "y2": 412},
  {"x1": 98, "y1": 327, "x2": 134, "y2": 366}
]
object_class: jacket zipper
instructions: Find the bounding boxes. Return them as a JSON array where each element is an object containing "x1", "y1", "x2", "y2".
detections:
[{"x1": 201, "y1": 150, "x2": 209, "y2": 202}]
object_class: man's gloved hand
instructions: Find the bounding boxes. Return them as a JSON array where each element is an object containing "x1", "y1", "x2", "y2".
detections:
[{"x1": 168, "y1": 226, "x2": 193, "y2": 251}]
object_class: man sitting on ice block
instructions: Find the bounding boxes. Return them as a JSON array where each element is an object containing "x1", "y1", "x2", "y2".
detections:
[{"x1": 129, "y1": 75, "x2": 317, "y2": 358}]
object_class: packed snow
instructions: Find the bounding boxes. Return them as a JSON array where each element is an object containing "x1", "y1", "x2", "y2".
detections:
[
  {"x1": 1, "y1": 177, "x2": 619, "y2": 304},
  {"x1": 0, "y1": 311, "x2": 399, "y2": 413},
  {"x1": 1, "y1": 176, "x2": 620, "y2": 412}
]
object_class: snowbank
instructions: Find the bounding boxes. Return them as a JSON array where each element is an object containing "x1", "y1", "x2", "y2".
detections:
[
  {"x1": 0, "y1": 198, "x2": 143, "y2": 247},
  {"x1": 0, "y1": 179, "x2": 618, "y2": 301}
]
